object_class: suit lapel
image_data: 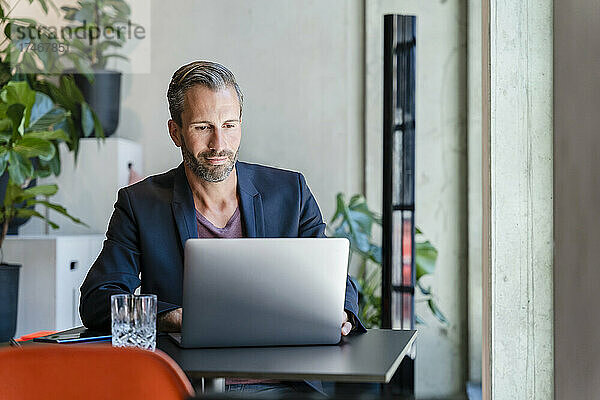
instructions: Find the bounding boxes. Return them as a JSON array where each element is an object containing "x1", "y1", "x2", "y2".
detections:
[
  {"x1": 172, "y1": 163, "x2": 198, "y2": 250},
  {"x1": 236, "y1": 162, "x2": 265, "y2": 238},
  {"x1": 171, "y1": 162, "x2": 265, "y2": 244}
]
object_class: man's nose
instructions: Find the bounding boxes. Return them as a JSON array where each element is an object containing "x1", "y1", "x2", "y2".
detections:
[{"x1": 208, "y1": 128, "x2": 226, "y2": 152}]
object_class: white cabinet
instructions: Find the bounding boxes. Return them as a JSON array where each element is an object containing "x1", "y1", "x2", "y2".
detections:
[
  {"x1": 20, "y1": 137, "x2": 143, "y2": 235},
  {"x1": 3, "y1": 235, "x2": 104, "y2": 337}
]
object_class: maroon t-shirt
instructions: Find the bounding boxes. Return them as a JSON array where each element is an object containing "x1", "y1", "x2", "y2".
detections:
[
  {"x1": 195, "y1": 207, "x2": 243, "y2": 239},
  {"x1": 195, "y1": 207, "x2": 278, "y2": 385}
]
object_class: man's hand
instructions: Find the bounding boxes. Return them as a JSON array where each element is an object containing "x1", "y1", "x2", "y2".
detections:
[
  {"x1": 341, "y1": 310, "x2": 353, "y2": 336},
  {"x1": 158, "y1": 307, "x2": 182, "y2": 332}
]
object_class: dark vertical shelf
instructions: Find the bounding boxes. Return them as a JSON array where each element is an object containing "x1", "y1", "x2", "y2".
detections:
[{"x1": 382, "y1": 14, "x2": 416, "y2": 397}]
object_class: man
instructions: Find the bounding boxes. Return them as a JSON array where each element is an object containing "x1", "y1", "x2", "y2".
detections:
[{"x1": 79, "y1": 61, "x2": 365, "y2": 394}]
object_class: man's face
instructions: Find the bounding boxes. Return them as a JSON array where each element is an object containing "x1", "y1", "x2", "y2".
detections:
[{"x1": 169, "y1": 85, "x2": 242, "y2": 182}]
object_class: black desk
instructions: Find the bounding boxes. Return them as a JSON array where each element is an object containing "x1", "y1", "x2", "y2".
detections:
[
  {"x1": 158, "y1": 329, "x2": 416, "y2": 383},
  {"x1": 12, "y1": 329, "x2": 416, "y2": 386}
]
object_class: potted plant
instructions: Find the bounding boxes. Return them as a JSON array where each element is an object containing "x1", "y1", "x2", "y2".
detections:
[
  {"x1": 0, "y1": 80, "x2": 86, "y2": 341},
  {"x1": 1, "y1": 6, "x2": 105, "y2": 153},
  {"x1": 1, "y1": 0, "x2": 106, "y2": 223},
  {"x1": 0, "y1": 0, "x2": 101, "y2": 341},
  {"x1": 60, "y1": 0, "x2": 133, "y2": 137},
  {"x1": 328, "y1": 193, "x2": 447, "y2": 328}
]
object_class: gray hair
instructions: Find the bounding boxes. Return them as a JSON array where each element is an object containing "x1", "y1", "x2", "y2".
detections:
[{"x1": 167, "y1": 61, "x2": 244, "y2": 126}]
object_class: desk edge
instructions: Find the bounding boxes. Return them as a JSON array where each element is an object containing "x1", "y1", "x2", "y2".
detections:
[{"x1": 383, "y1": 330, "x2": 418, "y2": 383}]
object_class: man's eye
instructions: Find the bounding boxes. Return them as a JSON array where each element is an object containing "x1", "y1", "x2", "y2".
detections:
[
  {"x1": 224, "y1": 124, "x2": 236, "y2": 129},
  {"x1": 195, "y1": 126, "x2": 208, "y2": 131}
]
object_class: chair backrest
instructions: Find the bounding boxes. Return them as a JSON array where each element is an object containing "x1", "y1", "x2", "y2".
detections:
[{"x1": 0, "y1": 345, "x2": 195, "y2": 400}]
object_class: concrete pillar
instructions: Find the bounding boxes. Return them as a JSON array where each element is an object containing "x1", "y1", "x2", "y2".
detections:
[{"x1": 482, "y1": 0, "x2": 554, "y2": 398}]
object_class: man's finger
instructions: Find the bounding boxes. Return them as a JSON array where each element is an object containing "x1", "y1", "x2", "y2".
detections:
[
  {"x1": 341, "y1": 321, "x2": 352, "y2": 336},
  {"x1": 343, "y1": 310, "x2": 348, "y2": 323}
]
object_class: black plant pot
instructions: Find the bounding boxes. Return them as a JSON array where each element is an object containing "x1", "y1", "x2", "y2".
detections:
[
  {"x1": 0, "y1": 172, "x2": 37, "y2": 235},
  {"x1": 0, "y1": 263, "x2": 21, "y2": 341},
  {"x1": 74, "y1": 70, "x2": 122, "y2": 137}
]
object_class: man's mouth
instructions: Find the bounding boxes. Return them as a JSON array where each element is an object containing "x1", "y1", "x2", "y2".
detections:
[{"x1": 205, "y1": 156, "x2": 229, "y2": 165}]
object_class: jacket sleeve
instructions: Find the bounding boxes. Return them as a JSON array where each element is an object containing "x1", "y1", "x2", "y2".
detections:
[
  {"x1": 79, "y1": 187, "x2": 142, "y2": 332},
  {"x1": 297, "y1": 173, "x2": 367, "y2": 333}
]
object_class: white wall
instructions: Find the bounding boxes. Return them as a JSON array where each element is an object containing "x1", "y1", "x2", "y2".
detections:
[
  {"x1": 554, "y1": 0, "x2": 600, "y2": 398},
  {"x1": 14, "y1": 0, "x2": 364, "y2": 232},
  {"x1": 365, "y1": 1, "x2": 468, "y2": 398},
  {"x1": 116, "y1": 0, "x2": 365, "y2": 224}
]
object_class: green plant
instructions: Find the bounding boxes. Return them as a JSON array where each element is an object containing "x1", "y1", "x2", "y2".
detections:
[
  {"x1": 1, "y1": 0, "x2": 104, "y2": 159},
  {"x1": 61, "y1": 0, "x2": 131, "y2": 70},
  {"x1": 31, "y1": 75, "x2": 103, "y2": 156},
  {"x1": 0, "y1": 0, "x2": 96, "y2": 250},
  {"x1": 328, "y1": 193, "x2": 447, "y2": 328},
  {"x1": 0, "y1": 80, "x2": 85, "y2": 249}
]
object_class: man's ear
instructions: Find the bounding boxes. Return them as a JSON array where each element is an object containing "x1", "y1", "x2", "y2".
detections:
[{"x1": 168, "y1": 119, "x2": 182, "y2": 147}]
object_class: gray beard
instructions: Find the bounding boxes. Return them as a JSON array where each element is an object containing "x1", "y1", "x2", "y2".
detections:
[{"x1": 180, "y1": 136, "x2": 239, "y2": 183}]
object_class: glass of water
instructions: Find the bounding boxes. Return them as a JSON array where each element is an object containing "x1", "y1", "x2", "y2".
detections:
[{"x1": 111, "y1": 294, "x2": 157, "y2": 351}]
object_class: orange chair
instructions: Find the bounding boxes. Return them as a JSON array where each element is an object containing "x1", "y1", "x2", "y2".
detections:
[{"x1": 0, "y1": 345, "x2": 195, "y2": 400}]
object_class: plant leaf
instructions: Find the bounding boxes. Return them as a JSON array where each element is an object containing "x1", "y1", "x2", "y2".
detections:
[
  {"x1": 368, "y1": 244, "x2": 382, "y2": 264},
  {"x1": 59, "y1": 75, "x2": 84, "y2": 104},
  {"x1": 102, "y1": 53, "x2": 129, "y2": 62},
  {"x1": 91, "y1": 107, "x2": 104, "y2": 138},
  {"x1": 23, "y1": 184, "x2": 58, "y2": 197},
  {"x1": 48, "y1": 145, "x2": 60, "y2": 175},
  {"x1": 34, "y1": 165, "x2": 52, "y2": 178},
  {"x1": 30, "y1": 92, "x2": 54, "y2": 125},
  {"x1": 416, "y1": 240, "x2": 438, "y2": 280},
  {"x1": 39, "y1": 150, "x2": 61, "y2": 176},
  {"x1": 347, "y1": 209, "x2": 374, "y2": 236},
  {"x1": 81, "y1": 102, "x2": 94, "y2": 137},
  {"x1": 13, "y1": 208, "x2": 59, "y2": 229},
  {"x1": 73, "y1": 4, "x2": 95, "y2": 23},
  {"x1": 0, "y1": 149, "x2": 7, "y2": 175},
  {"x1": 26, "y1": 199, "x2": 87, "y2": 226},
  {"x1": 7, "y1": 150, "x2": 33, "y2": 186},
  {"x1": 3, "y1": 22, "x2": 13, "y2": 41},
  {"x1": 64, "y1": 53, "x2": 94, "y2": 78},
  {"x1": 329, "y1": 193, "x2": 345, "y2": 224},
  {"x1": 24, "y1": 129, "x2": 70, "y2": 142},
  {"x1": 2, "y1": 81, "x2": 36, "y2": 128},
  {"x1": 6, "y1": 103, "x2": 25, "y2": 138},
  {"x1": 427, "y1": 299, "x2": 448, "y2": 325},
  {"x1": 3, "y1": 181, "x2": 22, "y2": 208},
  {"x1": 416, "y1": 280, "x2": 432, "y2": 296},
  {"x1": 36, "y1": 0, "x2": 49, "y2": 14},
  {"x1": 28, "y1": 92, "x2": 68, "y2": 131},
  {"x1": 13, "y1": 137, "x2": 55, "y2": 161}
]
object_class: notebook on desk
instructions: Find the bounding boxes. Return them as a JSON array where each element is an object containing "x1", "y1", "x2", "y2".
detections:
[
  {"x1": 33, "y1": 326, "x2": 111, "y2": 343},
  {"x1": 169, "y1": 238, "x2": 350, "y2": 348}
]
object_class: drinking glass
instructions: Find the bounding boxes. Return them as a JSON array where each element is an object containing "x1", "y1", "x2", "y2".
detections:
[{"x1": 111, "y1": 294, "x2": 157, "y2": 351}]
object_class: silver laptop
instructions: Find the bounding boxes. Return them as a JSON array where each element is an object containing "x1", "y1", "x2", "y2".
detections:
[{"x1": 169, "y1": 238, "x2": 349, "y2": 348}]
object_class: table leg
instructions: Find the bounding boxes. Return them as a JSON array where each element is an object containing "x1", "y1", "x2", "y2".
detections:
[
  {"x1": 203, "y1": 377, "x2": 225, "y2": 393},
  {"x1": 187, "y1": 373, "x2": 225, "y2": 394}
]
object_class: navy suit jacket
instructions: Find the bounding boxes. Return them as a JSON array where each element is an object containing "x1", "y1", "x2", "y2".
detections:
[{"x1": 79, "y1": 161, "x2": 366, "y2": 333}]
